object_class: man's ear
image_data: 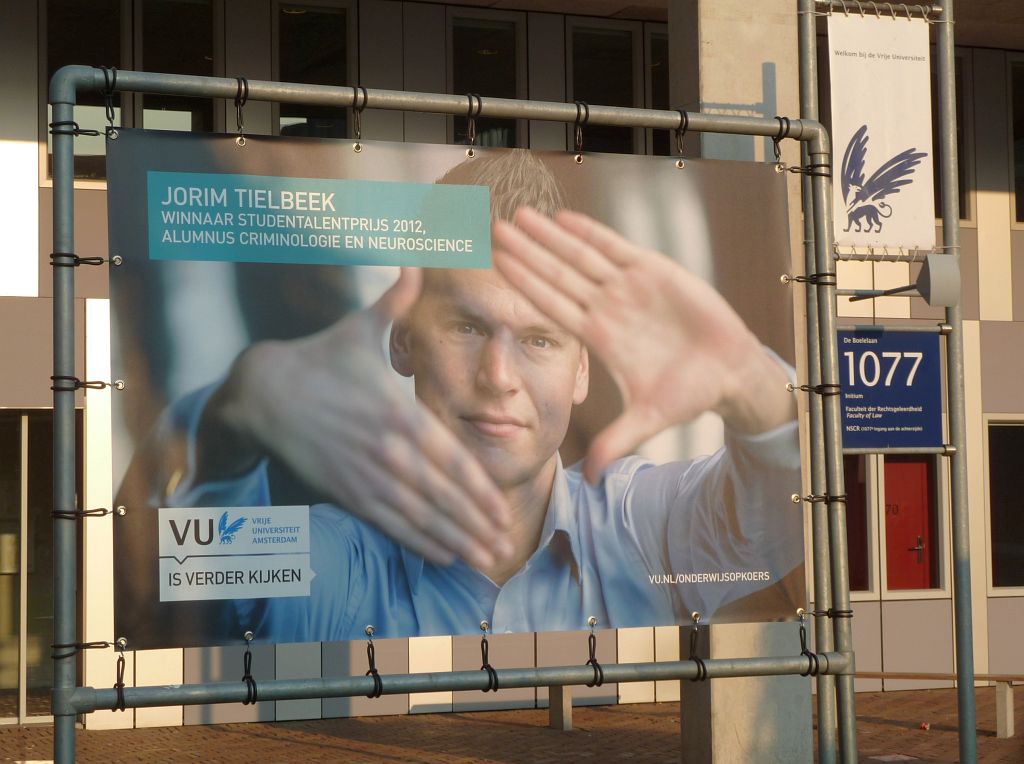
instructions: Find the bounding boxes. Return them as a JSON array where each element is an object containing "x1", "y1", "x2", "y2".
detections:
[
  {"x1": 389, "y1": 320, "x2": 415, "y2": 378},
  {"x1": 573, "y1": 346, "x2": 590, "y2": 405}
]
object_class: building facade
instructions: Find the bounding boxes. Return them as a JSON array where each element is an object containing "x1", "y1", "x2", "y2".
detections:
[{"x1": 0, "y1": 0, "x2": 1022, "y2": 733}]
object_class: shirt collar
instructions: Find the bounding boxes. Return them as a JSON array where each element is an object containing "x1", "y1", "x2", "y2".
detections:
[{"x1": 400, "y1": 454, "x2": 583, "y2": 592}]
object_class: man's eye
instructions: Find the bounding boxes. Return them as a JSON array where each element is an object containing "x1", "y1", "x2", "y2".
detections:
[
  {"x1": 525, "y1": 336, "x2": 554, "y2": 349},
  {"x1": 453, "y1": 322, "x2": 479, "y2": 335}
]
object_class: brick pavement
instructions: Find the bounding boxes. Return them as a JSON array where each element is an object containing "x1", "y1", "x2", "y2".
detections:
[{"x1": 0, "y1": 687, "x2": 1021, "y2": 763}]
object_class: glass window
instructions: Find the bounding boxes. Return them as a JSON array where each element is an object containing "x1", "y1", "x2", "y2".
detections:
[
  {"x1": 1012, "y1": 63, "x2": 1024, "y2": 223},
  {"x1": 46, "y1": 0, "x2": 123, "y2": 179},
  {"x1": 278, "y1": 4, "x2": 349, "y2": 138},
  {"x1": 141, "y1": 0, "x2": 215, "y2": 132},
  {"x1": 884, "y1": 455, "x2": 939, "y2": 590},
  {"x1": 844, "y1": 455, "x2": 870, "y2": 592},
  {"x1": 649, "y1": 32, "x2": 670, "y2": 156},
  {"x1": 571, "y1": 26, "x2": 636, "y2": 154},
  {"x1": 451, "y1": 17, "x2": 518, "y2": 148},
  {"x1": 989, "y1": 424, "x2": 1024, "y2": 587},
  {"x1": 931, "y1": 56, "x2": 967, "y2": 220}
]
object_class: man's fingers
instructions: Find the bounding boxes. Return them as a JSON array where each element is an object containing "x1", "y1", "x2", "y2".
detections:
[
  {"x1": 554, "y1": 209, "x2": 643, "y2": 268},
  {"x1": 492, "y1": 248, "x2": 587, "y2": 334},
  {"x1": 371, "y1": 267, "x2": 422, "y2": 324},
  {"x1": 510, "y1": 207, "x2": 621, "y2": 285},
  {"x1": 583, "y1": 408, "x2": 662, "y2": 484}
]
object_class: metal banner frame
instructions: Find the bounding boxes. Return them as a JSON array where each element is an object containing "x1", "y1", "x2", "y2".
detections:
[{"x1": 46, "y1": 0, "x2": 966, "y2": 755}]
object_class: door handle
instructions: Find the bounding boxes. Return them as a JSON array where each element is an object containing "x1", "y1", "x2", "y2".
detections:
[{"x1": 907, "y1": 535, "x2": 925, "y2": 564}]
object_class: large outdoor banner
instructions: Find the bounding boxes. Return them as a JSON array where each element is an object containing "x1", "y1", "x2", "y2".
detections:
[
  {"x1": 109, "y1": 129, "x2": 805, "y2": 649},
  {"x1": 828, "y1": 13, "x2": 935, "y2": 252}
]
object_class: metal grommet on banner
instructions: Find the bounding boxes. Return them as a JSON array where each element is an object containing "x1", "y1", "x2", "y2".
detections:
[
  {"x1": 573, "y1": 100, "x2": 589, "y2": 163},
  {"x1": 479, "y1": 620, "x2": 499, "y2": 692},
  {"x1": 241, "y1": 630, "x2": 258, "y2": 705},
  {"x1": 465, "y1": 93, "x2": 482, "y2": 157},
  {"x1": 234, "y1": 77, "x2": 249, "y2": 147},
  {"x1": 100, "y1": 66, "x2": 118, "y2": 139},
  {"x1": 113, "y1": 637, "x2": 128, "y2": 712},
  {"x1": 364, "y1": 625, "x2": 383, "y2": 699},
  {"x1": 351, "y1": 85, "x2": 367, "y2": 153},
  {"x1": 675, "y1": 110, "x2": 688, "y2": 168},
  {"x1": 584, "y1": 616, "x2": 603, "y2": 688},
  {"x1": 689, "y1": 612, "x2": 707, "y2": 682}
]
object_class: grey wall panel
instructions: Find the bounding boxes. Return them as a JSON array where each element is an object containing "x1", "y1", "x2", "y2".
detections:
[
  {"x1": 360, "y1": 0, "x2": 405, "y2": 141},
  {"x1": 322, "y1": 638, "x2": 409, "y2": 717},
  {"x1": 224, "y1": 0, "x2": 273, "y2": 135},
  {"x1": 980, "y1": 321, "x2": 1024, "y2": 413},
  {"x1": 183, "y1": 644, "x2": 276, "y2": 724},
  {"x1": 881, "y1": 599, "x2": 955, "y2": 690},
  {"x1": 987, "y1": 598, "x2": 1024, "y2": 675},
  {"x1": 276, "y1": 642, "x2": 323, "y2": 720},
  {"x1": 402, "y1": 2, "x2": 446, "y2": 144},
  {"x1": 527, "y1": 12, "x2": 566, "y2": 151},
  {"x1": 0, "y1": 297, "x2": 85, "y2": 408},
  {"x1": 37, "y1": 189, "x2": 110, "y2": 301},
  {"x1": 536, "y1": 630, "x2": 617, "y2": 707},
  {"x1": 852, "y1": 601, "x2": 882, "y2": 692},
  {"x1": 1012, "y1": 229, "x2": 1024, "y2": 322},
  {"x1": 452, "y1": 633, "x2": 536, "y2": 711}
]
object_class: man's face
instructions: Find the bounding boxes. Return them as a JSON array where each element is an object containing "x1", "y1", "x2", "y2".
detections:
[{"x1": 390, "y1": 269, "x2": 589, "y2": 490}]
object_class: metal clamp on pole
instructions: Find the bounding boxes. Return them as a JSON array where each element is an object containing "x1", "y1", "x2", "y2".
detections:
[
  {"x1": 584, "y1": 616, "x2": 603, "y2": 688},
  {"x1": 241, "y1": 631, "x2": 258, "y2": 705},
  {"x1": 364, "y1": 625, "x2": 383, "y2": 699},
  {"x1": 479, "y1": 620, "x2": 499, "y2": 692},
  {"x1": 689, "y1": 612, "x2": 707, "y2": 682}
]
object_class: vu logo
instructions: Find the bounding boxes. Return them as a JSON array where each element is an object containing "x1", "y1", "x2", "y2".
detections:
[{"x1": 168, "y1": 512, "x2": 246, "y2": 546}]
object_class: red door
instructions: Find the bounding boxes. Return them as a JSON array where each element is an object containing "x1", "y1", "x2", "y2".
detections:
[{"x1": 884, "y1": 456, "x2": 937, "y2": 590}]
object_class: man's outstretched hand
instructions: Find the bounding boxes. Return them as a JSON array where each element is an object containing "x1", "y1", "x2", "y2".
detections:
[
  {"x1": 493, "y1": 208, "x2": 795, "y2": 483},
  {"x1": 199, "y1": 268, "x2": 513, "y2": 570}
]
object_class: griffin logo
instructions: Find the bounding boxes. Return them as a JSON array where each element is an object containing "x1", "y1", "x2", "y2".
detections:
[
  {"x1": 218, "y1": 511, "x2": 246, "y2": 545},
  {"x1": 841, "y1": 124, "x2": 927, "y2": 233}
]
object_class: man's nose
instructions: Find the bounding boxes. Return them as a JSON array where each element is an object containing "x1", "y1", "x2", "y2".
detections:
[{"x1": 476, "y1": 336, "x2": 520, "y2": 395}]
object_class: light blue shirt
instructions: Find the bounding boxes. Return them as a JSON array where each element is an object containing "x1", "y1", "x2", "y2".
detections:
[{"x1": 159, "y1": 386, "x2": 804, "y2": 642}]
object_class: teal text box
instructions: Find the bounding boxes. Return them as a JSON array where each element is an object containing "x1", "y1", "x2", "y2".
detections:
[{"x1": 147, "y1": 171, "x2": 491, "y2": 268}]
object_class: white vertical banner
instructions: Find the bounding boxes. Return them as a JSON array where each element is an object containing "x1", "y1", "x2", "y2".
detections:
[{"x1": 829, "y1": 13, "x2": 935, "y2": 252}]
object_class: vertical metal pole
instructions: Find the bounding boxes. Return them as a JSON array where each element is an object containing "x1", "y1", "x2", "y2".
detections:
[
  {"x1": 797, "y1": 2, "x2": 837, "y2": 762},
  {"x1": 51, "y1": 98, "x2": 78, "y2": 764},
  {"x1": 807, "y1": 130, "x2": 858, "y2": 763},
  {"x1": 935, "y1": 2, "x2": 977, "y2": 761}
]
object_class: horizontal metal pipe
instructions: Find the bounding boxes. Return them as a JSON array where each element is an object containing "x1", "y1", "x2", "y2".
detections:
[
  {"x1": 837, "y1": 323, "x2": 950, "y2": 334},
  {"x1": 49, "y1": 65, "x2": 827, "y2": 149},
  {"x1": 812, "y1": 0, "x2": 941, "y2": 17},
  {"x1": 65, "y1": 653, "x2": 849, "y2": 714}
]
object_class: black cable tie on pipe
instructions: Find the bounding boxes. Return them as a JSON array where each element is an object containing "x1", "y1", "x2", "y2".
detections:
[
  {"x1": 585, "y1": 631, "x2": 604, "y2": 688},
  {"x1": 688, "y1": 621, "x2": 707, "y2": 682},
  {"x1": 574, "y1": 101, "x2": 589, "y2": 154},
  {"x1": 351, "y1": 85, "x2": 368, "y2": 142},
  {"x1": 99, "y1": 66, "x2": 118, "y2": 136},
  {"x1": 50, "y1": 252, "x2": 107, "y2": 268},
  {"x1": 479, "y1": 633, "x2": 499, "y2": 692},
  {"x1": 365, "y1": 639, "x2": 383, "y2": 699},
  {"x1": 52, "y1": 507, "x2": 113, "y2": 520},
  {"x1": 798, "y1": 493, "x2": 847, "y2": 505},
  {"x1": 465, "y1": 93, "x2": 482, "y2": 147},
  {"x1": 788, "y1": 163, "x2": 832, "y2": 178},
  {"x1": 50, "y1": 376, "x2": 124, "y2": 392},
  {"x1": 49, "y1": 121, "x2": 101, "y2": 137},
  {"x1": 112, "y1": 641, "x2": 127, "y2": 712},
  {"x1": 675, "y1": 110, "x2": 689, "y2": 156},
  {"x1": 798, "y1": 621, "x2": 820, "y2": 677},
  {"x1": 51, "y1": 640, "x2": 112, "y2": 660},
  {"x1": 789, "y1": 383, "x2": 842, "y2": 397},
  {"x1": 241, "y1": 640, "x2": 258, "y2": 705},
  {"x1": 811, "y1": 608, "x2": 854, "y2": 619},
  {"x1": 772, "y1": 116, "x2": 791, "y2": 162},
  {"x1": 234, "y1": 77, "x2": 249, "y2": 145},
  {"x1": 787, "y1": 272, "x2": 838, "y2": 286}
]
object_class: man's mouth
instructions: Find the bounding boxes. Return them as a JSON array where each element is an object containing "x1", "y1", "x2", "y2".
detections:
[{"x1": 461, "y1": 413, "x2": 528, "y2": 438}]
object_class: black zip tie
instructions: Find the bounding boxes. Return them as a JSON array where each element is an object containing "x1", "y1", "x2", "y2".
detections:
[
  {"x1": 49, "y1": 121, "x2": 101, "y2": 137},
  {"x1": 772, "y1": 116, "x2": 790, "y2": 162},
  {"x1": 51, "y1": 640, "x2": 112, "y2": 660},
  {"x1": 585, "y1": 631, "x2": 604, "y2": 688},
  {"x1": 99, "y1": 66, "x2": 118, "y2": 137},
  {"x1": 479, "y1": 632, "x2": 499, "y2": 693},
  {"x1": 50, "y1": 252, "x2": 107, "y2": 268},
  {"x1": 797, "y1": 613, "x2": 820, "y2": 677},
  {"x1": 465, "y1": 93, "x2": 482, "y2": 148},
  {"x1": 795, "y1": 493, "x2": 848, "y2": 504},
  {"x1": 234, "y1": 77, "x2": 249, "y2": 146},
  {"x1": 787, "y1": 383, "x2": 842, "y2": 397},
  {"x1": 351, "y1": 85, "x2": 368, "y2": 142},
  {"x1": 368, "y1": 634, "x2": 385, "y2": 692},
  {"x1": 241, "y1": 632, "x2": 258, "y2": 705},
  {"x1": 788, "y1": 163, "x2": 832, "y2": 178},
  {"x1": 688, "y1": 614, "x2": 707, "y2": 682},
  {"x1": 52, "y1": 507, "x2": 114, "y2": 520},
  {"x1": 675, "y1": 110, "x2": 689, "y2": 156},
  {"x1": 113, "y1": 640, "x2": 127, "y2": 712},
  {"x1": 784, "y1": 272, "x2": 837, "y2": 286},
  {"x1": 811, "y1": 608, "x2": 854, "y2": 619},
  {"x1": 50, "y1": 376, "x2": 124, "y2": 392},
  {"x1": 574, "y1": 100, "x2": 589, "y2": 155}
]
